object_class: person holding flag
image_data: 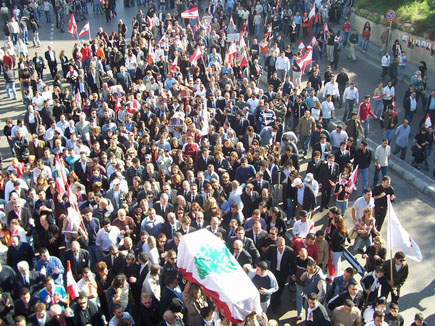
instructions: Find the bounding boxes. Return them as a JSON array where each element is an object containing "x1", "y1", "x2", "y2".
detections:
[
  {"x1": 381, "y1": 251, "x2": 408, "y2": 304},
  {"x1": 38, "y1": 276, "x2": 67, "y2": 308}
]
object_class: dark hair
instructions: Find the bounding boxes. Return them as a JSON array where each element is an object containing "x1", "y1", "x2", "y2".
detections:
[
  {"x1": 344, "y1": 299, "x2": 355, "y2": 307},
  {"x1": 307, "y1": 293, "x2": 318, "y2": 301},
  {"x1": 373, "y1": 311, "x2": 385, "y2": 319},
  {"x1": 257, "y1": 261, "x2": 268, "y2": 271},
  {"x1": 348, "y1": 278, "x2": 358, "y2": 286}
]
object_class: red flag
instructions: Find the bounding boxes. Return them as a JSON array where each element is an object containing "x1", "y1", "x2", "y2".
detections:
[
  {"x1": 66, "y1": 260, "x2": 80, "y2": 300},
  {"x1": 309, "y1": 35, "x2": 317, "y2": 47},
  {"x1": 227, "y1": 41, "x2": 237, "y2": 67},
  {"x1": 298, "y1": 40, "x2": 306, "y2": 52},
  {"x1": 345, "y1": 165, "x2": 358, "y2": 199},
  {"x1": 308, "y1": 4, "x2": 316, "y2": 20},
  {"x1": 54, "y1": 154, "x2": 67, "y2": 196},
  {"x1": 78, "y1": 21, "x2": 90, "y2": 38},
  {"x1": 68, "y1": 14, "x2": 77, "y2": 36},
  {"x1": 296, "y1": 48, "x2": 313, "y2": 73},
  {"x1": 239, "y1": 36, "x2": 248, "y2": 68},
  {"x1": 181, "y1": 7, "x2": 199, "y2": 19},
  {"x1": 147, "y1": 15, "x2": 153, "y2": 29},
  {"x1": 171, "y1": 55, "x2": 179, "y2": 71},
  {"x1": 158, "y1": 32, "x2": 167, "y2": 46},
  {"x1": 189, "y1": 46, "x2": 202, "y2": 64},
  {"x1": 424, "y1": 113, "x2": 432, "y2": 128}
]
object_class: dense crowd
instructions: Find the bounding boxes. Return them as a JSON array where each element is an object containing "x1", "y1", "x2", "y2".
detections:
[{"x1": 0, "y1": 0, "x2": 432, "y2": 326}]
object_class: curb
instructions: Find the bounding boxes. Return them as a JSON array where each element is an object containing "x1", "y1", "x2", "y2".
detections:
[{"x1": 330, "y1": 119, "x2": 435, "y2": 201}]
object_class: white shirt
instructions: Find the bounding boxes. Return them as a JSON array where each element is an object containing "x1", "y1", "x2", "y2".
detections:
[
  {"x1": 142, "y1": 273, "x2": 161, "y2": 301},
  {"x1": 410, "y1": 97, "x2": 417, "y2": 111},
  {"x1": 276, "y1": 249, "x2": 284, "y2": 271},
  {"x1": 95, "y1": 226, "x2": 121, "y2": 252},
  {"x1": 352, "y1": 196, "x2": 375, "y2": 220},
  {"x1": 275, "y1": 56, "x2": 291, "y2": 71},
  {"x1": 383, "y1": 85, "x2": 395, "y2": 100},
  {"x1": 343, "y1": 86, "x2": 359, "y2": 103},
  {"x1": 323, "y1": 81, "x2": 340, "y2": 98},
  {"x1": 321, "y1": 100, "x2": 335, "y2": 119},
  {"x1": 375, "y1": 144, "x2": 391, "y2": 167},
  {"x1": 381, "y1": 55, "x2": 390, "y2": 67},
  {"x1": 293, "y1": 219, "x2": 315, "y2": 238}
]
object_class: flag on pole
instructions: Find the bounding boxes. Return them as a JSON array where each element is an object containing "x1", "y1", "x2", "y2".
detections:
[
  {"x1": 66, "y1": 260, "x2": 80, "y2": 300},
  {"x1": 239, "y1": 36, "x2": 248, "y2": 68},
  {"x1": 148, "y1": 39, "x2": 154, "y2": 64},
  {"x1": 296, "y1": 48, "x2": 313, "y2": 73},
  {"x1": 309, "y1": 35, "x2": 317, "y2": 47},
  {"x1": 298, "y1": 40, "x2": 306, "y2": 51},
  {"x1": 158, "y1": 32, "x2": 167, "y2": 46},
  {"x1": 177, "y1": 229, "x2": 261, "y2": 323},
  {"x1": 68, "y1": 14, "x2": 77, "y2": 36},
  {"x1": 308, "y1": 4, "x2": 316, "y2": 20},
  {"x1": 171, "y1": 55, "x2": 179, "y2": 71},
  {"x1": 200, "y1": 100, "x2": 209, "y2": 136},
  {"x1": 79, "y1": 21, "x2": 90, "y2": 38},
  {"x1": 189, "y1": 46, "x2": 202, "y2": 65},
  {"x1": 54, "y1": 154, "x2": 67, "y2": 196},
  {"x1": 387, "y1": 197, "x2": 423, "y2": 262},
  {"x1": 424, "y1": 113, "x2": 432, "y2": 128},
  {"x1": 181, "y1": 7, "x2": 199, "y2": 19},
  {"x1": 265, "y1": 25, "x2": 272, "y2": 39},
  {"x1": 227, "y1": 41, "x2": 237, "y2": 65},
  {"x1": 322, "y1": 23, "x2": 329, "y2": 40},
  {"x1": 147, "y1": 15, "x2": 153, "y2": 29},
  {"x1": 346, "y1": 165, "x2": 358, "y2": 192}
]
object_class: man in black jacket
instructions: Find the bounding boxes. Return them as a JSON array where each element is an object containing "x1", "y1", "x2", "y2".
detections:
[
  {"x1": 264, "y1": 237, "x2": 295, "y2": 311},
  {"x1": 353, "y1": 140, "x2": 372, "y2": 194},
  {"x1": 291, "y1": 177, "x2": 316, "y2": 219},
  {"x1": 306, "y1": 292, "x2": 331, "y2": 326},
  {"x1": 63, "y1": 241, "x2": 90, "y2": 281},
  {"x1": 68, "y1": 293, "x2": 105, "y2": 326},
  {"x1": 327, "y1": 278, "x2": 364, "y2": 311},
  {"x1": 318, "y1": 154, "x2": 339, "y2": 211}
]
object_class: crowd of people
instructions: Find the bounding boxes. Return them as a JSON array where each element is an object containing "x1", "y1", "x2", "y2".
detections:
[{"x1": 0, "y1": 0, "x2": 432, "y2": 326}]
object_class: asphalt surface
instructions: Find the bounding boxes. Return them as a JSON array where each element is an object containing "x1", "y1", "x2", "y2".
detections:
[{"x1": 0, "y1": 4, "x2": 434, "y2": 326}]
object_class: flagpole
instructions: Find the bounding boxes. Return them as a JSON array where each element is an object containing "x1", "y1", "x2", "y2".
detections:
[
  {"x1": 67, "y1": 293, "x2": 70, "y2": 309},
  {"x1": 387, "y1": 196, "x2": 394, "y2": 284},
  {"x1": 88, "y1": 22, "x2": 92, "y2": 42}
]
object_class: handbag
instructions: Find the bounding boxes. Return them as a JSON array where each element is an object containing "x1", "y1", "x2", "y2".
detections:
[{"x1": 348, "y1": 226, "x2": 357, "y2": 240}]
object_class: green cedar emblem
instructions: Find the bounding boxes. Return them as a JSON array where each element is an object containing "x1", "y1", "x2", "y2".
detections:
[{"x1": 194, "y1": 244, "x2": 237, "y2": 280}]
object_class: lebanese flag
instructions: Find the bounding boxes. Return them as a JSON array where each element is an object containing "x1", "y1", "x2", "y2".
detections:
[
  {"x1": 68, "y1": 13, "x2": 77, "y2": 36},
  {"x1": 346, "y1": 165, "x2": 358, "y2": 193},
  {"x1": 308, "y1": 4, "x2": 316, "y2": 21},
  {"x1": 147, "y1": 15, "x2": 153, "y2": 29},
  {"x1": 424, "y1": 113, "x2": 432, "y2": 128},
  {"x1": 177, "y1": 229, "x2": 261, "y2": 323},
  {"x1": 200, "y1": 101, "x2": 209, "y2": 136},
  {"x1": 66, "y1": 260, "x2": 80, "y2": 299},
  {"x1": 171, "y1": 55, "x2": 179, "y2": 71},
  {"x1": 181, "y1": 7, "x2": 199, "y2": 19},
  {"x1": 79, "y1": 21, "x2": 90, "y2": 38},
  {"x1": 158, "y1": 32, "x2": 167, "y2": 46},
  {"x1": 54, "y1": 154, "x2": 67, "y2": 196},
  {"x1": 239, "y1": 36, "x2": 248, "y2": 68},
  {"x1": 322, "y1": 23, "x2": 329, "y2": 40},
  {"x1": 387, "y1": 198, "x2": 423, "y2": 262},
  {"x1": 265, "y1": 25, "x2": 272, "y2": 39},
  {"x1": 296, "y1": 47, "x2": 313, "y2": 73},
  {"x1": 298, "y1": 40, "x2": 306, "y2": 51},
  {"x1": 75, "y1": 90, "x2": 81, "y2": 108},
  {"x1": 309, "y1": 35, "x2": 317, "y2": 47},
  {"x1": 148, "y1": 39, "x2": 154, "y2": 64},
  {"x1": 166, "y1": 21, "x2": 173, "y2": 33},
  {"x1": 259, "y1": 38, "x2": 269, "y2": 53},
  {"x1": 189, "y1": 46, "x2": 202, "y2": 65},
  {"x1": 227, "y1": 41, "x2": 237, "y2": 66}
]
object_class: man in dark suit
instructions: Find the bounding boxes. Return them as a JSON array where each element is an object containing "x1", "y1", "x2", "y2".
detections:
[
  {"x1": 245, "y1": 221, "x2": 268, "y2": 251},
  {"x1": 243, "y1": 126, "x2": 262, "y2": 149},
  {"x1": 196, "y1": 149, "x2": 215, "y2": 173},
  {"x1": 227, "y1": 227, "x2": 260, "y2": 263},
  {"x1": 63, "y1": 241, "x2": 90, "y2": 281},
  {"x1": 264, "y1": 237, "x2": 295, "y2": 311},
  {"x1": 153, "y1": 193, "x2": 174, "y2": 220},
  {"x1": 14, "y1": 260, "x2": 42, "y2": 298},
  {"x1": 161, "y1": 213, "x2": 182, "y2": 240},
  {"x1": 15, "y1": 289, "x2": 43, "y2": 319},
  {"x1": 105, "y1": 179, "x2": 127, "y2": 211},
  {"x1": 7, "y1": 235, "x2": 35, "y2": 271},
  {"x1": 32, "y1": 51, "x2": 45, "y2": 80},
  {"x1": 187, "y1": 184, "x2": 205, "y2": 207},
  {"x1": 7, "y1": 202, "x2": 32, "y2": 235},
  {"x1": 44, "y1": 46, "x2": 58, "y2": 78},
  {"x1": 335, "y1": 141, "x2": 351, "y2": 172},
  {"x1": 73, "y1": 152, "x2": 91, "y2": 189},
  {"x1": 251, "y1": 172, "x2": 270, "y2": 194},
  {"x1": 191, "y1": 212, "x2": 209, "y2": 230},
  {"x1": 87, "y1": 66, "x2": 103, "y2": 94},
  {"x1": 177, "y1": 216, "x2": 196, "y2": 235},
  {"x1": 232, "y1": 240, "x2": 253, "y2": 267},
  {"x1": 75, "y1": 75, "x2": 91, "y2": 99},
  {"x1": 216, "y1": 107, "x2": 235, "y2": 127},
  {"x1": 68, "y1": 294, "x2": 105, "y2": 326},
  {"x1": 292, "y1": 177, "x2": 317, "y2": 219},
  {"x1": 241, "y1": 184, "x2": 261, "y2": 218},
  {"x1": 327, "y1": 278, "x2": 364, "y2": 311},
  {"x1": 312, "y1": 134, "x2": 332, "y2": 160},
  {"x1": 318, "y1": 153, "x2": 340, "y2": 211},
  {"x1": 159, "y1": 275, "x2": 181, "y2": 315},
  {"x1": 116, "y1": 66, "x2": 132, "y2": 92},
  {"x1": 103, "y1": 245, "x2": 126, "y2": 279},
  {"x1": 206, "y1": 217, "x2": 227, "y2": 238},
  {"x1": 233, "y1": 112, "x2": 249, "y2": 138}
]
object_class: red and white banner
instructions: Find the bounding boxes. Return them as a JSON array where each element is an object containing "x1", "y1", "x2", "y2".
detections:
[
  {"x1": 68, "y1": 14, "x2": 77, "y2": 36},
  {"x1": 181, "y1": 7, "x2": 199, "y2": 19},
  {"x1": 79, "y1": 21, "x2": 90, "y2": 38},
  {"x1": 147, "y1": 15, "x2": 153, "y2": 29},
  {"x1": 309, "y1": 35, "x2": 317, "y2": 47},
  {"x1": 171, "y1": 55, "x2": 179, "y2": 71},
  {"x1": 296, "y1": 48, "x2": 313, "y2": 73},
  {"x1": 298, "y1": 40, "x2": 306, "y2": 51},
  {"x1": 54, "y1": 154, "x2": 67, "y2": 196},
  {"x1": 66, "y1": 260, "x2": 80, "y2": 300},
  {"x1": 189, "y1": 46, "x2": 202, "y2": 65},
  {"x1": 308, "y1": 4, "x2": 316, "y2": 21},
  {"x1": 424, "y1": 113, "x2": 432, "y2": 128}
]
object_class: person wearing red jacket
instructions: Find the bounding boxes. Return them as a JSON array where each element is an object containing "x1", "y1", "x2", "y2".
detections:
[
  {"x1": 291, "y1": 233, "x2": 319, "y2": 263},
  {"x1": 358, "y1": 95, "x2": 378, "y2": 139}
]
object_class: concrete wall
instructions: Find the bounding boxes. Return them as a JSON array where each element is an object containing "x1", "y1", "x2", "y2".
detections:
[{"x1": 350, "y1": 13, "x2": 435, "y2": 73}]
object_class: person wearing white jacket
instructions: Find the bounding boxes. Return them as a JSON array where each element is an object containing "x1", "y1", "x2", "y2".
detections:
[
  {"x1": 383, "y1": 80, "x2": 395, "y2": 112},
  {"x1": 380, "y1": 52, "x2": 391, "y2": 80}
]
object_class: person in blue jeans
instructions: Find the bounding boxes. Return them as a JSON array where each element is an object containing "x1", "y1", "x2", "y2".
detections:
[{"x1": 373, "y1": 139, "x2": 390, "y2": 186}]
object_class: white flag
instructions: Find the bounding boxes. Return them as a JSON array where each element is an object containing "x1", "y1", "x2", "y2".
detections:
[
  {"x1": 177, "y1": 229, "x2": 261, "y2": 323},
  {"x1": 387, "y1": 198, "x2": 423, "y2": 262}
]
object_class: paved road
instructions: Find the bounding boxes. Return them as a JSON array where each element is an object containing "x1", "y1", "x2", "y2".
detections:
[{"x1": 0, "y1": 4, "x2": 434, "y2": 326}]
